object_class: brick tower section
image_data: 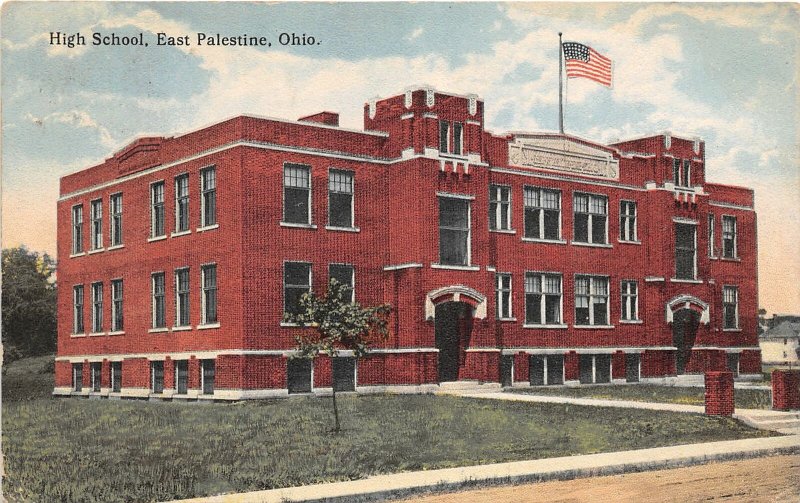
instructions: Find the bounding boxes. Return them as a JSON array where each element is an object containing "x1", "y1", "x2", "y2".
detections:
[
  {"x1": 771, "y1": 369, "x2": 800, "y2": 411},
  {"x1": 705, "y1": 371, "x2": 734, "y2": 416}
]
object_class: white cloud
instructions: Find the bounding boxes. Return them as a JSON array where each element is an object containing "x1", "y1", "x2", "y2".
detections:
[
  {"x1": 407, "y1": 27, "x2": 424, "y2": 41},
  {"x1": 26, "y1": 110, "x2": 117, "y2": 148}
]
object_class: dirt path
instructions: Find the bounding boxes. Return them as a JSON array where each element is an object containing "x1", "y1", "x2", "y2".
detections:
[{"x1": 398, "y1": 455, "x2": 800, "y2": 503}]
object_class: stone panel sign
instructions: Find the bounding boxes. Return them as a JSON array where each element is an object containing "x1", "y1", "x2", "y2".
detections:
[{"x1": 508, "y1": 136, "x2": 619, "y2": 179}]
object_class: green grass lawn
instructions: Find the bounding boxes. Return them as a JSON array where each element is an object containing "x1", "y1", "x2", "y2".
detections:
[
  {"x1": 1, "y1": 357, "x2": 776, "y2": 502},
  {"x1": 507, "y1": 384, "x2": 772, "y2": 409}
]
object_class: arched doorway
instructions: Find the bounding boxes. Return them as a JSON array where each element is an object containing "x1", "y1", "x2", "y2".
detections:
[
  {"x1": 673, "y1": 308, "x2": 700, "y2": 374},
  {"x1": 435, "y1": 302, "x2": 474, "y2": 382}
]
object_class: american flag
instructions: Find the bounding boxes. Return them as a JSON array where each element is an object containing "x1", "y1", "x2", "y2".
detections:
[{"x1": 562, "y1": 42, "x2": 612, "y2": 87}]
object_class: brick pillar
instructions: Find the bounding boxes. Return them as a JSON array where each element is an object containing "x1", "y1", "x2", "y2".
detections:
[
  {"x1": 101, "y1": 359, "x2": 111, "y2": 388},
  {"x1": 514, "y1": 353, "x2": 529, "y2": 383},
  {"x1": 188, "y1": 357, "x2": 200, "y2": 390},
  {"x1": 55, "y1": 361, "x2": 72, "y2": 387},
  {"x1": 564, "y1": 352, "x2": 579, "y2": 381},
  {"x1": 163, "y1": 357, "x2": 174, "y2": 390},
  {"x1": 772, "y1": 370, "x2": 800, "y2": 411},
  {"x1": 705, "y1": 371, "x2": 735, "y2": 416},
  {"x1": 612, "y1": 352, "x2": 625, "y2": 380},
  {"x1": 83, "y1": 359, "x2": 91, "y2": 388},
  {"x1": 122, "y1": 357, "x2": 149, "y2": 388}
]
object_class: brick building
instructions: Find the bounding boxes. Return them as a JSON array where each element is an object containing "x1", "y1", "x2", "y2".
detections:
[{"x1": 54, "y1": 87, "x2": 761, "y2": 400}]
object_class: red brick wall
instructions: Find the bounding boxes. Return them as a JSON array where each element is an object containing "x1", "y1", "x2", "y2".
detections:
[
  {"x1": 641, "y1": 350, "x2": 675, "y2": 377},
  {"x1": 243, "y1": 355, "x2": 286, "y2": 389},
  {"x1": 565, "y1": 352, "x2": 579, "y2": 381},
  {"x1": 739, "y1": 350, "x2": 761, "y2": 374},
  {"x1": 55, "y1": 360, "x2": 72, "y2": 387},
  {"x1": 772, "y1": 370, "x2": 800, "y2": 411},
  {"x1": 314, "y1": 355, "x2": 332, "y2": 388},
  {"x1": 122, "y1": 357, "x2": 149, "y2": 388},
  {"x1": 686, "y1": 349, "x2": 727, "y2": 374},
  {"x1": 514, "y1": 353, "x2": 529, "y2": 383},
  {"x1": 705, "y1": 371, "x2": 735, "y2": 416},
  {"x1": 612, "y1": 352, "x2": 626, "y2": 379},
  {"x1": 460, "y1": 352, "x2": 500, "y2": 382}
]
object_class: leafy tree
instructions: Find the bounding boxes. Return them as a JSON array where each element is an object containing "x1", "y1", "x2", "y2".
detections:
[
  {"x1": 284, "y1": 279, "x2": 390, "y2": 432},
  {"x1": 2, "y1": 246, "x2": 57, "y2": 363}
]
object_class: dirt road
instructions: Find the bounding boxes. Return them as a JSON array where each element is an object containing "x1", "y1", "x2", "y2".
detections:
[{"x1": 399, "y1": 455, "x2": 799, "y2": 503}]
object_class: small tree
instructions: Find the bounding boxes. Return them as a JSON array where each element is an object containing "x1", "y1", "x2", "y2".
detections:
[{"x1": 284, "y1": 279, "x2": 390, "y2": 432}]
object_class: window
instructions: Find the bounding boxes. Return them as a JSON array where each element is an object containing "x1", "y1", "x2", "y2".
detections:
[
  {"x1": 110, "y1": 193, "x2": 122, "y2": 246},
  {"x1": 682, "y1": 160, "x2": 691, "y2": 187},
  {"x1": 675, "y1": 223, "x2": 697, "y2": 280},
  {"x1": 708, "y1": 214, "x2": 716, "y2": 257},
  {"x1": 621, "y1": 280, "x2": 639, "y2": 321},
  {"x1": 175, "y1": 268, "x2": 190, "y2": 327},
  {"x1": 200, "y1": 166, "x2": 217, "y2": 227},
  {"x1": 525, "y1": 273, "x2": 562, "y2": 325},
  {"x1": 573, "y1": 193, "x2": 607, "y2": 244},
  {"x1": 175, "y1": 174, "x2": 189, "y2": 233},
  {"x1": 111, "y1": 279, "x2": 123, "y2": 332},
  {"x1": 111, "y1": 361, "x2": 122, "y2": 393},
  {"x1": 90, "y1": 362, "x2": 102, "y2": 392},
  {"x1": 328, "y1": 169, "x2": 354, "y2": 228},
  {"x1": 91, "y1": 282, "x2": 103, "y2": 332},
  {"x1": 452, "y1": 122, "x2": 463, "y2": 155},
  {"x1": 489, "y1": 185, "x2": 511, "y2": 231},
  {"x1": 673, "y1": 158, "x2": 681, "y2": 186},
  {"x1": 283, "y1": 163, "x2": 311, "y2": 224},
  {"x1": 284, "y1": 262, "x2": 311, "y2": 315},
  {"x1": 90, "y1": 199, "x2": 103, "y2": 249},
  {"x1": 151, "y1": 361, "x2": 164, "y2": 394},
  {"x1": 575, "y1": 275, "x2": 609, "y2": 326},
  {"x1": 722, "y1": 215, "x2": 737, "y2": 258},
  {"x1": 496, "y1": 273, "x2": 512, "y2": 319},
  {"x1": 175, "y1": 360, "x2": 188, "y2": 394},
  {"x1": 152, "y1": 272, "x2": 166, "y2": 328},
  {"x1": 73, "y1": 285, "x2": 84, "y2": 334},
  {"x1": 71, "y1": 205, "x2": 83, "y2": 254},
  {"x1": 619, "y1": 201, "x2": 637, "y2": 242},
  {"x1": 329, "y1": 263, "x2": 354, "y2": 303},
  {"x1": 151, "y1": 181, "x2": 165, "y2": 237},
  {"x1": 201, "y1": 264, "x2": 218, "y2": 324},
  {"x1": 72, "y1": 363, "x2": 83, "y2": 391},
  {"x1": 723, "y1": 286, "x2": 739, "y2": 329},
  {"x1": 524, "y1": 187, "x2": 560, "y2": 240},
  {"x1": 201, "y1": 359, "x2": 215, "y2": 395},
  {"x1": 439, "y1": 121, "x2": 449, "y2": 153},
  {"x1": 438, "y1": 197, "x2": 470, "y2": 266}
]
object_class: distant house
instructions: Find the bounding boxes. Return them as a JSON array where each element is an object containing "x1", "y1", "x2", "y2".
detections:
[{"x1": 760, "y1": 321, "x2": 800, "y2": 365}]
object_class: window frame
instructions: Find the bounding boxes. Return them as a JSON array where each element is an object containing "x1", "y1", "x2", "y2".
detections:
[
  {"x1": 90, "y1": 199, "x2": 103, "y2": 250},
  {"x1": 524, "y1": 272, "x2": 563, "y2": 326},
  {"x1": 73, "y1": 284, "x2": 84, "y2": 334},
  {"x1": 90, "y1": 362, "x2": 102, "y2": 392},
  {"x1": 489, "y1": 184, "x2": 512, "y2": 231},
  {"x1": 573, "y1": 192, "x2": 608, "y2": 245},
  {"x1": 620, "y1": 280, "x2": 639, "y2": 322},
  {"x1": 283, "y1": 261, "x2": 312, "y2": 316},
  {"x1": 682, "y1": 159, "x2": 691, "y2": 187},
  {"x1": 328, "y1": 263, "x2": 355, "y2": 303},
  {"x1": 200, "y1": 359, "x2": 215, "y2": 395},
  {"x1": 721, "y1": 215, "x2": 738, "y2": 259},
  {"x1": 282, "y1": 163, "x2": 312, "y2": 225},
  {"x1": 201, "y1": 263, "x2": 218, "y2": 325},
  {"x1": 71, "y1": 204, "x2": 84, "y2": 254},
  {"x1": 110, "y1": 278, "x2": 123, "y2": 332},
  {"x1": 109, "y1": 193, "x2": 123, "y2": 247},
  {"x1": 72, "y1": 363, "x2": 83, "y2": 392},
  {"x1": 327, "y1": 168, "x2": 355, "y2": 229},
  {"x1": 110, "y1": 361, "x2": 122, "y2": 393},
  {"x1": 574, "y1": 275, "x2": 610, "y2": 327},
  {"x1": 495, "y1": 273, "x2": 513, "y2": 320},
  {"x1": 200, "y1": 166, "x2": 217, "y2": 228},
  {"x1": 674, "y1": 221, "x2": 698, "y2": 280},
  {"x1": 437, "y1": 195, "x2": 472, "y2": 266},
  {"x1": 150, "y1": 360, "x2": 164, "y2": 394},
  {"x1": 150, "y1": 180, "x2": 166, "y2": 238},
  {"x1": 619, "y1": 200, "x2": 638, "y2": 242},
  {"x1": 439, "y1": 120, "x2": 450, "y2": 154},
  {"x1": 452, "y1": 121, "x2": 463, "y2": 155},
  {"x1": 151, "y1": 272, "x2": 166, "y2": 329},
  {"x1": 708, "y1": 213, "x2": 716, "y2": 258},
  {"x1": 673, "y1": 158, "x2": 681, "y2": 186},
  {"x1": 91, "y1": 281, "x2": 103, "y2": 333},
  {"x1": 523, "y1": 186, "x2": 562, "y2": 241},
  {"x1": 175, "y1": 267, "x2": 190, "y2": 328},
  {"x1": 174, "y1": 173, "x2": 190, "y2": 233},
  {"x1": 722, "y1": 285, "x2": 739, "y2": 330}
]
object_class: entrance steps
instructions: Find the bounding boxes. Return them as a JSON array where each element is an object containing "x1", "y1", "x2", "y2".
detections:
[
  {"x1": 735, "y1": 410, "x2": 800, "y2": 435},
  {"x1": 436, "y1": 381, "x2": 502, "y2": 395}
]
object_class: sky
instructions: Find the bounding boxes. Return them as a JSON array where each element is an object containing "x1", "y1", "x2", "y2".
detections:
[{"x1": 1, "y1": 2, "x2": 798, "y2": 314}]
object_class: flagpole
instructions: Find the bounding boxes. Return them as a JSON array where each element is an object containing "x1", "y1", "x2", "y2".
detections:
[{"x1": 558, "y1": 32, "x2": 564, "y2": 134}]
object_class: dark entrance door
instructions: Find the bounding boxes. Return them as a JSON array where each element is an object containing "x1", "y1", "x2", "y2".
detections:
[
  {"x1": 500, "y1": 355, "x2": 514, "y2": 387},
  {"x1": 175, "y1": 360, "x2": 188, "y2": 394},
  {"x1": 626, "y1": 353, "x2": 640, "y2": 382},
  {"x1": 673, "y1": 309, "x2": 700, "y2": 374},
  {"x1": 529, "y1": 355, "x2": 545, "y2": 386},
  {"x1": 726, "y1": 353, "x2": 740, "y2": 377},
  {"x1": 579, "y1": 355, "x2": 594, "y2": 384},
  {"x1": 547, "y1": 355, "x2": 564, "y2": 385},
  {"x1": 287, "y1": 358, "x2": 312, "y2": 394},
  {"x1": 435, "y1": 302, "x2": 473, "y2": 382},
  {"x1": 332, "y1": 357, "x2": 356, "y2": 392}
]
